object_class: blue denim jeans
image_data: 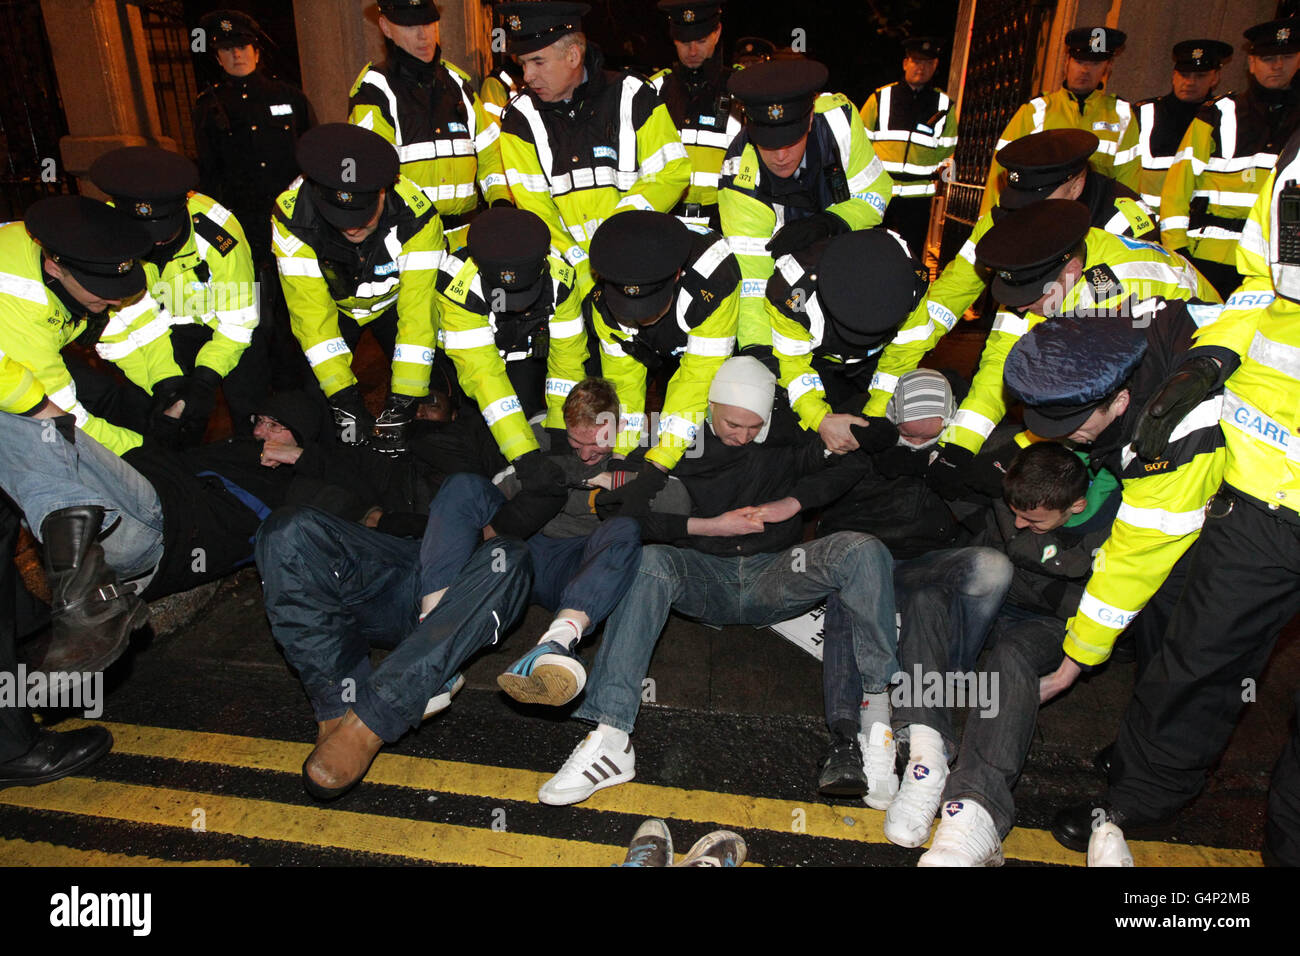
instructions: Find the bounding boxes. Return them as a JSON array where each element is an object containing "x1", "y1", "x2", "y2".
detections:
[
  {"x1": 0, "y1": 412, "x2": 164, "y2": 578},
  {"x1": 256, "y1": 506, "x2": 531, "y2": 742},
  {"x1": 575, "y1": 532, "x2": 899, "y2": 734},
  {"x1": 419, "y1": 472, "x2": 642, "y2": 634}
]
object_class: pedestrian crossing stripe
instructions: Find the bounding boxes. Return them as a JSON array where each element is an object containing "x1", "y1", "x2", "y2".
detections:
[{"x1": 0, "y1": 721, "x2": 1263, "y2": 867}]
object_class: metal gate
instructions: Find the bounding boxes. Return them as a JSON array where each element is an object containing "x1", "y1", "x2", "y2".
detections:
[
  {"x1": 940, "y1": 0, "x2": 1056, "y2": 266},
  {"x1": 0, "y1": 0, "x2": 76, "y2": 219},
  {"x1": 133, "y1": 0, "x2": 200, "y2": 158}
]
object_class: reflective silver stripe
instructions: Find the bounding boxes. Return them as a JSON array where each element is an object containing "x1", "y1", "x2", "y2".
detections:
[
  {"x1": 354, "y1": 275, "x2": 401, "y2": 299},
  {"x1": 678, "y1": 336, "x2": 727, "y2": 364},
  {"x1": 892, "y1": 181, "x2": 936, "y2": 197},
  {"x1": 680, "y1": 127, "x2": 733, "y2": 150},
  {"x1": 1077, "y1": 590, "x2": 1139, "y2": 631},
  {"x1": 870, "y1": 371, "x2": 899, "y2": 393},
  {"x1": 1167, "y1": 394, "x2": 1224, "y2": 444},
  {"x1": 213, "y1": 308, "x2": 257, "y2": 343},
  {"x1": 510, "y1": 94, "x2": 555, "y2": 185},
  {"x1": 481, "y1": 395, "x2": 525, "y2": 426},
  {"x1": 786, "y1": 371, "x2": 824, "y2": 404},
  {"x1": 659, "y1": 413, "x2": 698, "y2": 441},
  {"x1": 277, "y1": 257, "x2": 323, "y2": 278},
  {"x1": 273, "y1": 215, "x2": 304, "y2": 255},
  {"x1": 1163, "y1": 215, "x2": 1190, "y2": 231},
  {"x1": 359, "y1": 69, "x2": 405, "y2": 144},
  {"x1": 550, "y1": 317, "x2": 583, "y2": 339},
  {"x1": 692, "y1": 238, "x2": 731, "y2": 279},
  {"x1": 614, "y1": 194, "x2": 652, "y2": 212},
  {"x1": 507, "y1": 168, "x2": 551, "y2": 193},
  {"x1": 640, "y1": 141, "x2": 687, "y2": 178},
  {"x1": 1188, "y1": 224, "x2": 1248, "y2": 241},
  {"x1": 948, "y1": 407, "x2": 996, "y2": 438},
  {"x1": 771, "y1": 328, "x2": 812, "y2": 356},
  {"x1": 1217, "y1": 97, "x2": 1237, "y2": 159},
  {"x1": 545, "y1": 376, "x2": 578, "y2": 397},
  {"x1": 690, "y1": 171, "x2": 720, "y2": 188},
  {"x1": 728, "y1": 236, "x2": 770, "y2": 256},
  {"x1": 421, "y1": 182, "x2": 478, "y2": 203},
  {"x1": 878, "y1": 84, "x2": 893, "y2": 129},
  {"x1": 619, "y1": 77, "x2": 639, "y2": 179},
  {"x1": 304, "y1": 338, "x2": 350, "y2": 367},
  {"x1": 991, "y1": 312, "x2": 1030, "y2": 336},
  {"x1": 443, "y1": 327, "x2": 496, "y2": 349},
  {"x1": 890, "y1": 320, "x2": 935, "y2": 345},
  {"x1": 1247, "y1": 330, "x2": 1300, "y2": 381},
  {"x1": 346, "y1": 291, "x2": 399, "y2": 317},
  {"x1": 397, "y1": 250, "x2": 442, "y2": 272},
  {"x1": 1116, "y1": 501, "x2": 1205, "y2": 536},
  {"x1": 599, "y1": 337, "x2": 625, "y2": 357},
  {"x1": 775, "y1": 253, "x2": 804, "y2": 287},
  {"x1": 400, "y1": 139, "x2": 477, "y2": 162},
  {"x1": 0, "y1": 271, "x2": 49, "y2": 304},
  {"x1": 392, "y1": 343, "x2": 434, "y2": 365},
  {"x1": 48, "y1": 385, "x2": 88, "y2": 426},
  {"x1": 928, "y1": 299, "x2": 958, "y2": 330},
  {"x1": 1029, "y1": 96, "x2": 1047, "y2": 133},
  {"x1": 1221, "y1": 388, "x2": 1299, "y2": 461}
]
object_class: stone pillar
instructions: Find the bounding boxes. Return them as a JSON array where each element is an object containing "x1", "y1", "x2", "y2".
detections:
[
  {"x1": 41, "y1": 0, "x2": 179, "y2": 191},
  {"x1": 293, "y1": 0, "x2": 496, "y2": 125}
]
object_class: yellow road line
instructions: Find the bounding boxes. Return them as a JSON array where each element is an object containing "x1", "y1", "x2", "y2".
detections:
[
  {"x1": 0, "y1": 836, "x2": 243, "y2": 867},
  {"x1": 0, "y1": 778, "x2": 632, "y2": 867},
  {"x1": 60, "y1": 720, "x2": 1260, "y2": 867}
]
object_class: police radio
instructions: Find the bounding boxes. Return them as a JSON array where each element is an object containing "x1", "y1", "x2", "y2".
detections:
[
  {"x1": 826, "y1": 162, "x2": 850, "y2": 204},
  {"x1": 714, "y1": 92, "x2": 734, "y2": 131},
  {"x1": 1277, "y1": 181, "x2": 1300, "y2": 266}
]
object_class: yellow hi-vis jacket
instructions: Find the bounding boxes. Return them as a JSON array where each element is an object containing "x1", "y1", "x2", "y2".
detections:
[
  {"x1": 126, "y1": 193, "x2": 258, "y2": 379},
  {"x1": 1062, "y1": 298, "x2": 1228, "y2": 666},
  {"x1": 434, "y1": 249, "x2": 585, "y2": 462},
  {"x1": 718, "y1": 93, "x2": 893, "y2": 350},
  {"x1": 498, "y1": 54, "x2": 690, "y2": 293},
  {"x1": 940, "y1": 230, "x2": 1218, "y2": 455},
  {"x1": 349, "y1": 55, "x2": 509, "y2": 251},
  {"x1": 272, "y1": 176, "x2": 445, "y2": 400},
  {"x1": 0, "y1": 223, "x2": 181, "y2": 454},
  {"x1": 982, "y1": 86, "x2": 1141, "y2": 218},
  {"x1": 588, "y1": 227, "x2": 740, "y2": 469},
  {"x1": 1132, "y1": 93, "x2": 1204, "y2": 211},
  {"x1": 860, "y1": 80, "x2": 958, "y2": 200},
  {"x1": 864, "y1": 173, "x2": 1159, "y2": 417},
  {"x1": 648, "y1": 61, "x2": 743, "y2": 216},
  {"x1": 0, "y1": 350, "x2": 44, "y2": 415},
  {"x1": 1159, "y1": 87, "x2": 1299, "y2": 266}
]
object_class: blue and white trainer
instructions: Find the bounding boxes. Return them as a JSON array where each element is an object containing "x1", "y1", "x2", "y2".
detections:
[
  {"x1": 422, "y1": 672, "x2": 465, "y2": 719},
  {"x1": 498, "y1": 639, "x2": 586, "y2": 706}
]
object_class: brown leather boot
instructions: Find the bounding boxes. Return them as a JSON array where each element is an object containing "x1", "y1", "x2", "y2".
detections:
[
  {"x1": 315, "y1": 716, "x2": 344, "y2": 745},
  {"x1": 302, "y1": 709, "x2": 383, "y2": 800},
  {"x1": 31, "y1": 506, "x2": 147, "y2": 675}
]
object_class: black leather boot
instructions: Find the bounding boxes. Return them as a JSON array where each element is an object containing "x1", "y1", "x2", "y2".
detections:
[
  {"x1": 818, "y1": 725, "x2": 868, "y2": 798},
  {"x1": 30, "y1": 506, "x2": 147, "y2": 675},
  {"x1": 0, "y1": 726, "x2": 113, "y2": 789}
]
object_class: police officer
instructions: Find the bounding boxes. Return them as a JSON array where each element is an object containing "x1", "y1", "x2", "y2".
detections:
[
  {"x1": 1132, "y1": 40, "x2": 1232, "y2": 211},
  {"x1": 866, "y1": 129, "x2": 1160, "y2": 419},
  {"x1": 91, "y1": 146, "x2": 262, "y2": 445},
  {"x1": 649, "y1": 1, "x2": 742, "y2": 231},
  {"x1": 1162, "y1": 18, "x2": 1300, "y2": 299},
  {"x1": 350, "y1": 0, "x2": 510, "y2": 253},
  {"x1": 860, "y1": 36, "x2": 959, "y2": 260},
  {"x1": 1050, "y1": 142, "x2": 1300, "y2": 865},
  {"x1": 982, "y1": 26, "x2": 1140, "y2": 217},
  {"x1": 435, "y1": 207, "x2": 586, "y2": 471},
  {"x1": 766, "y1": 228, "x2": 925, "y2": 453},
  {"x1": 193, "y1": 9, "x2": 315, "y2": 395},
  {"x1": 925, "y1": 200, "x2": 1216, "y2": 498},
  {"x1": 586, "y1": 210, "x2": 740, "y2": 499},
  {"x1": 997, "y1": 306, "x2": 1227, "y2": 865},
  {"x1": 193, "y1": 10, "x2": 314, "y2": 261},
  {"x1": 272, "y1": 124, "x2": 445, "y2": 444},
  {"x1": 495, "y1": 2, "x2": 690, "y2": 296},
  {"x1": 720, "y1": 58, "x2": 893, "y2": 352},
  {"x1": 0, "y1": 196, "x2": 155, "y2": 678}
]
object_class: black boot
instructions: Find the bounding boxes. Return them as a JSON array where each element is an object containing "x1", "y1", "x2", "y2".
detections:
[
  {"x1": 818, "y1": 724, "x2": 868, "y2": 798},
  {"x1": 31, "y1": 506, "x2": 147, "y2": 674},
  {"x1": 0, "y1": 726, "x2": 113, "y2": 789}
]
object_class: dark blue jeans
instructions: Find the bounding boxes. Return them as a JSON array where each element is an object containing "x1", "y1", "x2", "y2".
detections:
[
  {"x1": 256, "y1": 506, "x2": 530, "y2": 742},
  {"x1": 420, "y1": 472, "x2": 642, "y2": 635},
  {"x1": 575, "y1": 532, "x2": 899, "y2": 734}
]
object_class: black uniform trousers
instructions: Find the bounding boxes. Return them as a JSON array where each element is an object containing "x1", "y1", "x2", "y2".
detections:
[
  {"x1": 1268, "y1": 688, "x2": 1300, "y2": 865},
  {"x1": 882, "y1": 195, "x2": 933, "y2": 264},
  {"x1": 0, "y1": 500, "x2": 39, "y2": 763},
  {"x1": 1110, "y1": 487, "x2": 1300, "y2": 845}
]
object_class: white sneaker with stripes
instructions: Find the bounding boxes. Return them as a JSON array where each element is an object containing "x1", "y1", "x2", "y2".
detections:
[{"x1": 538, "y1": 729, "x2": 636, "y2": 806}]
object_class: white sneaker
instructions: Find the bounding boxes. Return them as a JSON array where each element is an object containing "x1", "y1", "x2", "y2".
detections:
[
  {"x1": 860, "y1": 722, "x2": 899, "y2": 810},
  {"x1": 422, "y1": 672, "x2": 465, "y2": 718},
  {"x1": 538, "y1": 729, "x2": 635, "y2": 806},
  {"x1": 1087, "y1": 822, "x2": 1135, "y2": 867},
  {"x1": 918, "y1": 799, "x2": 1004, "y2": 867},
  {"x1": 883, "y1": 756, "x2": 949, "y2": 848}
]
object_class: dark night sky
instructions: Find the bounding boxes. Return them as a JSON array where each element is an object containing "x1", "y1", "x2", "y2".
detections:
[{"x1": 181, "y1": 1, "x2": 960, "y2": 106}]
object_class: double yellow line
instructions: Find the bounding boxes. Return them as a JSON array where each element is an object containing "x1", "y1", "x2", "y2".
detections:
[{"x1": 0, "y1": 720, "x2": 1261, "y2": 867}]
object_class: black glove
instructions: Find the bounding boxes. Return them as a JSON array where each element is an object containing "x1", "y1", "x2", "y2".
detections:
[
  {"x1": 765, "y1": 212, "x2": 850, "y2": 258},
  {"x1": 148, "y1": 375, "x2": 188, "y2": 447},
  {"x1": 966, "y1": 448, "x2": 1014, "y2": 499},
  {"x1": 329, "y1": 385, "x2": 376, "y2": 445},
  {"x1": 372, "y1": 393, "x2": 418, "y2": 456},
  {"x1": 177, "y1": 366, "x2": 222, "y2": 446},
  {"x1": 849, "y1": 418, "x2": 900, "y2": 456},
  {"x1": 513, "y1": 448, "x2": 566, "y2": 496},
  {"x1": 1134, "y1": 355, "x2": 1220, "y2": 461},
  {"x1": 491, "y1": 493, "x2": 564, "y2": 539},
  {"x1": 612, "y1": 461, "x2": 668, "y2": 517},
  {"x1": 925, "y1": 444, "x2": 975, "y2": 500}
]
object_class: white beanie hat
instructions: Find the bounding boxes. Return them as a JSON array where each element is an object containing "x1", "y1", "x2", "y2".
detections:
[{"x1": 708, "y1": 356, "x2": 777, "y2": 442}]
